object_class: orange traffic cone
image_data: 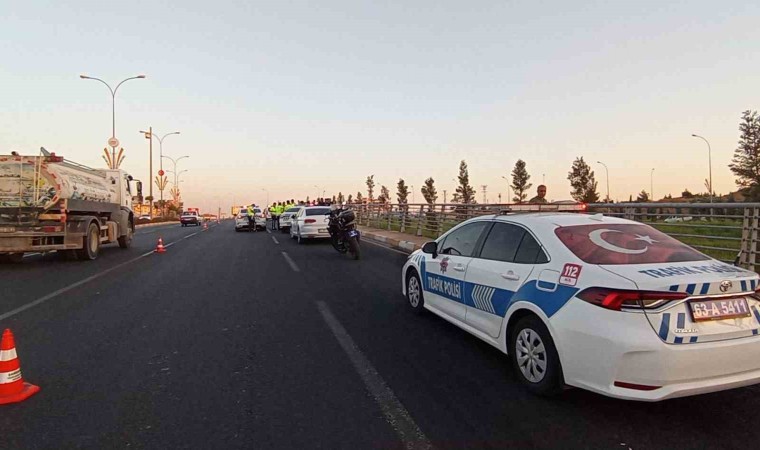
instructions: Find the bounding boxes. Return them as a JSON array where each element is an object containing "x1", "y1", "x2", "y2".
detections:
[
  {"x1": 202, "y1": 222, "x2": 208, "y2": 231},
  {"x1": 155, "y1": 237, "x2": 167, "y2": 253},
  {"x1": 0, "y1": 329, "x2": 40, "y2": 405}
]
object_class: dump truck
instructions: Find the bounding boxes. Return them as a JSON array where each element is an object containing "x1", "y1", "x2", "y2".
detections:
[{"x1": 0, "y1": 148, "x2": 142, "y2": 262}]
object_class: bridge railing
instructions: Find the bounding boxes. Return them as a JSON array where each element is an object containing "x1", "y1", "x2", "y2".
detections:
[{"x1": 348, "y1": 202, "x2": 760, "y2": 270}]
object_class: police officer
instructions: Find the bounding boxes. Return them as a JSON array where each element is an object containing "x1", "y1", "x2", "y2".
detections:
[
  {"x1": 269, "y1": 203, "x2": 277, "y2": 230},
  {"x1": 275, "y1": 201, "x2": 285, "y2": 230},
  {"x1": 247, "y1": 204, "x2": 257, "y2": 232}
]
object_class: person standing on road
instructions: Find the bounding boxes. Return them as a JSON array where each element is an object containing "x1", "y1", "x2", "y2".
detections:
[
  {"x1": 528, "y1": 185, "x2": 548, "y2": 204},
  {"x1": 275, "y1": 202, "x2": 285, "y2": 230},
  {"x1": 247, "y1": 204, "x2": 257, "y2": 232},
  {"x1": 269, "y1": 203, "x2": 277, "y2": 230}
]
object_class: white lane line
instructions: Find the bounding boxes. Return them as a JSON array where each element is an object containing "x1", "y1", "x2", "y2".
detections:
[
  {"x1": 266, "y1": 227, "x2": 272, "y2": 234},
  {"x1": 183, "y1": 232, "x2": 199, "y2": 239},
  {"x1": 316, "y1": 301, "x2": 431, "y2": 449},
  {"x1": 362, "y1": 239, "x2": 414, "y2": 256},
  {"x1": 281, "y1": 251, "x2": 300, "y2": 272},
  {"x1": 22, "y1": 252, "x2": 42, "y2": 258},
  {"x1": 271, "y1": 236, "x2": 280, "y2": 244},
  {"x1": 1, "y1": 251, "x2": 153, "y2": 322}
]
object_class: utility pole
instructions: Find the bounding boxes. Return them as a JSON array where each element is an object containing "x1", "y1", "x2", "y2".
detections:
[
  {"x1": 481, "y1": 185, "x2": 487, "y2": 204},
  {"x1": 145, "y1": 126, "x2": 153, "y2": 218},
  {"x1": 443, "y1": 189, "x2": 447, "y2": 204}
]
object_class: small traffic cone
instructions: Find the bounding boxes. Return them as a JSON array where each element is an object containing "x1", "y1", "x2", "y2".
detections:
[
  {"x1": 155, "y1": 237, "x2": 167, "y2": 253},
  {"x1": 0, "y1": 329, "x2": 40, "y2": 405},
  {"x1": 202, "y1": 222, "x2": 208, "y2": 231}
]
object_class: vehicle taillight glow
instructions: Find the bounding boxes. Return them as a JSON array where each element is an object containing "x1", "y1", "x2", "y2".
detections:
[
  {"x1": 305, "y1": 219, "x2": 316, "y2": 224},
  {"x1": 577, "y1": 287, "x2": 688, "y2": 311},
  {"x1": 42, "y1": 225, "x2": 62, "y2": 233}
]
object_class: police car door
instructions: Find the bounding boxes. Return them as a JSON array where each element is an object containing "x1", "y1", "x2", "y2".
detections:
[
  {"x1": 422, "y1": 221, "x2": 490, "y2": 322},
  {"x1": 465, "y1": 222, "x2": 544, "y2": 338}
]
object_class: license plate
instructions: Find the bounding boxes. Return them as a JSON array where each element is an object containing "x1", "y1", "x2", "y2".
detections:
[
  {"x1": 318, "y1": 228, "x2": 327, "y2": 233},
  {"x1": 348, "y1": 230, "x2": 359, "y2": 237},
  {"x1": 0, "y1": 227, "x2": 15, "y2": 233},
  {"x1": 690, "y1": 298, "x2": 752, "y2": 322}
]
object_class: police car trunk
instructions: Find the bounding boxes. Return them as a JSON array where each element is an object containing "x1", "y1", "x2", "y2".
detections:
[{"x1": 556, "y1": 222, "x2": 760, "y2": 345}]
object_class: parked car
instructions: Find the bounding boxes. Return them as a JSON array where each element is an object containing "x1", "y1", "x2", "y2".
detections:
[
  {"x1": 180, "y1": 211, "x2": 201, "y2": 227},
  {"x1": 402, "y1": 211, "x2": 760, "y2": 401},
  {"x1": 235, "y1": 207, "x2": 266, "y2": 231},
  {"x1": 279, "y1": 207, "x2": 302, "y2": 232},
  {"x1": 290, "y1": 206, "x2": 331, "y2": 244}
]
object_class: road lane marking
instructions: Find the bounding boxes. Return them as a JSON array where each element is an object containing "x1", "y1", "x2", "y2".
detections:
[
  {"x1": 183, "y1": 232, "x2": 199, "y2": 239},
  {"x1": 266, "y1": 228, "x2": 272, "y2": 234},
  {"x1": 271, "y1": 236, "x2": 279, "y2": 244},
  {"x1": 22, "y1": 252, "x2": 42, "y2": 258},
  {"x1": 316, "y1": 301, "x2": 431, "y2": 450},
  {"x1": 0, "y1": 242, "x2": 181, "y2": 322},
  {"x1": 281, "y1": 252, "x2": 300, "y2": 272}
]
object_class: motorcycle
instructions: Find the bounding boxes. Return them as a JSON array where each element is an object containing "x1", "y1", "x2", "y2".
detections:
[{"x1": 327, "y1": 207, "x2": 361, "y2": 260}]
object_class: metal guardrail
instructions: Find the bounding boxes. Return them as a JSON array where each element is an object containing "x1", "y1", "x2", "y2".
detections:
[{"x1": 348, "y1": 202, "x2": 760, "y2": 269}]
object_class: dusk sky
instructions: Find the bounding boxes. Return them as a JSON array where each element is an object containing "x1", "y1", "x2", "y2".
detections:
[{"x1": 2, "y1": 1, "x2": 759, "y2": 211}]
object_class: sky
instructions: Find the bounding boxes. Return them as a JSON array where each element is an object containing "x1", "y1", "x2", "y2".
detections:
[{"x1": 2, "y1": 0, "x2": 759, "y2": 212}]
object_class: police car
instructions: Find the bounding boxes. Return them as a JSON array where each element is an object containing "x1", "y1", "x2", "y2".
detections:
[{"x1": 401, "y1": 205, "x2": 760, "y2": 401}]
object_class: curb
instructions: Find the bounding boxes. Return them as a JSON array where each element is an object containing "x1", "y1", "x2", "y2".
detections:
[
  {"x1": 135, "y1": 221, "x2": 180, "y2": 229},
  {"x1": 362, "y1": 230, "x2": 423, "y2": 254}
]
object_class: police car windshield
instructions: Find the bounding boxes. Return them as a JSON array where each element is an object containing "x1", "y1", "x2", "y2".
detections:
[
  {"x1": 306, "y1": 208, "x2": 330, "y2": 216},
  {"x1": 555, "y1": 223, "x2": 710, "y2": 265},
  {"x1": 286, "y1": 208, "x2": 300, "y2": 213}
]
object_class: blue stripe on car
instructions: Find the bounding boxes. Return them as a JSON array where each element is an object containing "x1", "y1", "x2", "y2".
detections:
[
  {"x1": 677, "y1": 313, "x2": 685, "y2": 329},
  {"x1": 741, "y1": 280, "x2": 747, "y2": 292},
  {"x1": 669, "y1": 285, "x2": 679, "y2": 292},
  {"x1": 686, "y1": 284, "x2": 696, "y2": 295},
  {"x1": 699, "y1": 283, "x2": 710, "y2": 295},
  {"x1": 753, "y1": 306, "x2": 760, "y2": 324},
  {"x1": 674, "y1": 337, "x2": 683, "y2": 344},
  {"x1": 751, "y1": 279, "x2": 757, "y2": 290},
  {"x1": 658, "y1": 313, "x2": 670, "y2": 341},
  {"x1": 690, "y1": 336, "x2": 698, "y2": 343}
]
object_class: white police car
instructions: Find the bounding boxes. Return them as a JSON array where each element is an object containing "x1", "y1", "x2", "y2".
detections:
[{"x1": 401, "y1": 208, "x2": 760, "y2": 401}]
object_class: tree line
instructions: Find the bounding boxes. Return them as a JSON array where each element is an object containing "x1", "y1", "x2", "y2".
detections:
[{"x1": 333, "y1": 110, "x2": 760, "y2": 206}]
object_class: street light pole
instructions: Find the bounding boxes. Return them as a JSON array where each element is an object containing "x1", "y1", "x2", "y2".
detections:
[
  {"x1": 81, "y1": 74, "x2": 145, "y2": 168},
  {"x1": 501, "y1": 176, "x2": 511, "y2": 204},
  {"x1": 162, "y1": 155, "x2": 189, "y2": 208},
  {"x1": 691, "y1": 134, "x2": 713, "y2": 204},
  {"x1": 650, "y1": 168, "x2": 655, "y2": 202},
  {"x1": 597, "y1": 161, "x2": 610, "y2": 202},
  {"x1": 261, "y1": 188, "x2": 269, "y2": 206},
  {"x1": 141, "y1": 130, "x2": 180, "y2": 213}
]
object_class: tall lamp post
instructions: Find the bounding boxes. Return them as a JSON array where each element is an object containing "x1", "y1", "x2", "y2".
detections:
[
  {"x1": 141, "y1": 130, "x2": 180, "y2": 212},
  {"x1": 501, "y1": 176, "x2": 512, "y2": 204},
  {"x1": 162, "y1": 155, "x2": 189, "y2": 210},
  {"x1": 80, "y1": 74, "x2": 145, "y2": 168},
  {"x1": 650, "y1": 168, "x2": 655, "y2": 202},
  {"x1": 261, "y1": 188, "x2": 269, "y2": 207},
  {"x1": 597, "y1": 161, "x2": 610, "y2": 202},
  {"x1": 691, "y1": 134, "x2": 713, "y2": 204}
]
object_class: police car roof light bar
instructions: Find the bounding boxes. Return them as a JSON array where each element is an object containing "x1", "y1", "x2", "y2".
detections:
[{"x1": 498, "y1": 203, "x2": 587, "y2": 215}]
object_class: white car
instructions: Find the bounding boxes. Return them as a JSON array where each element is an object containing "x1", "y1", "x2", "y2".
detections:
[
  {"x1": 279, "y1": 206, "x2": 302, "y2": 232},
  {"x1": 290, "y1": 206, "x2": 331, "y2": 244},
  {"x1": 235, "y1": 207, "x2": 265, "y2": 231},
  {"x1": 401, "y1": 211, "x2": 760, "y2": 401}
]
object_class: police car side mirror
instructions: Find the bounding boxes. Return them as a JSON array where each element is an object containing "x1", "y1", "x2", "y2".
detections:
[{"x1": 422, "y1": 241, "x2": 438, "y2": 258}]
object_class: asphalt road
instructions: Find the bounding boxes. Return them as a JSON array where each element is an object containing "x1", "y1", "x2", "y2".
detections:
[{"x1": 1, "y1": 220, "x2": 760, "y2": 449}]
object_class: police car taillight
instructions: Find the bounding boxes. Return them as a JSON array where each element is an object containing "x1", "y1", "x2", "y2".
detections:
[{"x1": 577, "y1": 288, "x2": 688, "y2": 311}]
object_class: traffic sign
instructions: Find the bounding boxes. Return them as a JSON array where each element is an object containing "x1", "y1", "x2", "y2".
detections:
[{"x1": 108, "y1": 137, "x2": 119, "y2": 148}]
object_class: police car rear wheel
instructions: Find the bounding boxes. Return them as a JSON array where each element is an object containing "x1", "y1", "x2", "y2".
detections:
[
  {"x1": 406, "y1": 271, "x2": 425, "y2": 313},
  {"x1": 510, "y1": 315, "x2": 563, "y2": 396}
]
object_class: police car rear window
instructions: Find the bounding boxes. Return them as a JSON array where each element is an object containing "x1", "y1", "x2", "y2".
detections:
[
  {"x1": 555, "y1": 223, "x2": 709, "y2": 265},
  {"x1": 286, "y1": 208, "x2": 300, "y2": 213},
  {"x1": 306, "y1": 208, "x2": 330, "y2": 216}
]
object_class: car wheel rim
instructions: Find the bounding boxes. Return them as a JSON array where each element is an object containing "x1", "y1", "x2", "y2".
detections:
[
  {"x1": 515, "y1": 328, "x2": 547, "y2": 383},
  {"x1": 408, "y1": 276, "x2": 420, "y2": 307}
]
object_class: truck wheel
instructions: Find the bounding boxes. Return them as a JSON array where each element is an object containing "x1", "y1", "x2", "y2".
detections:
[
  {"x1": 118, "y1": 221, "x2": 134, "y2": 249},
  {"x1": 76, "y1": 222, "x2": 100, "y2": 260}
]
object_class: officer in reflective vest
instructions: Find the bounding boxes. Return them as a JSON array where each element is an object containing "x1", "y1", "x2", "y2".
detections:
[
  {"x1": 247, "y1": 205, "x2": 257, "y2": 232},
  {"x1": 269, "y1": 203, "x2": 278, "y2": 230}
]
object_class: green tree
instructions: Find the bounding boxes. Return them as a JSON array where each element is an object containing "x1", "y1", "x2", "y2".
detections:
[
  {"x1": 681, "y1": 189, "x2": 693, "y2": 198},
  {"x1": 636, "y1": 190, "x2": 650, "y2": 202},
  {"x1": 347, "y1": 194, "x2": 353, "y2": 204},
  {"x1": 452, "y1": 160, "x2": 476, "y2": 204},
  {"x1": 421, "y1": 177, "x2": 438, "y2": 209},
  {"x1": 379, "y1": 185, "x2": 390, "y2": 204},
  {"x1": 567, "y1": 157, "x2": 600, "y2": 203},
  {"x1": 729, "y1": 110, "x2": 760, "y2": 199},
  {"x1": 337, "y1": 192, "x2": 345, "y2": 204},
  {"x1": 396, "y1": 178, "x2": 410, "y2": 205},
  {"x1": 366, "y1": 175, "x2": 375, "y2": 202},
  {"x1": 356, "y1": 192, "x2": 364, "y2": 203},
  {"x1": 511, "y1": 159, "x2": 532, "y2": 203}
]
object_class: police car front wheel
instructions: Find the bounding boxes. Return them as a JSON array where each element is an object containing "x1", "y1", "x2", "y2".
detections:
[
  {"x1": 509, "y1": 315, "x2": 563, "y2": 396},
  {"x1": 405, "y1": 271, "x2": 425, "y2": 313}
]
